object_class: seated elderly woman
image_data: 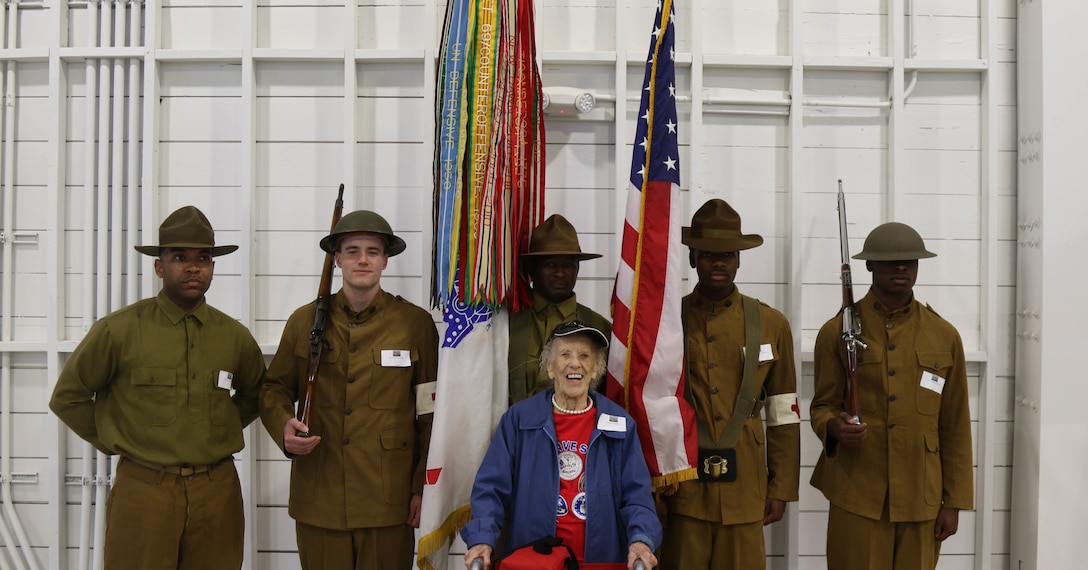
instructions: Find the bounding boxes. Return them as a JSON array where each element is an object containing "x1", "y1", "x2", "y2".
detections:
[{"x1": 461, "y1": 321, "x2": 661, "y2": 569}]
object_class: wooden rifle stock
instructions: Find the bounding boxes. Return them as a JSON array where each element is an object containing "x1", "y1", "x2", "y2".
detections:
[
  {"x1": 837, "y1": 180, "x2": 866, "y2": 424},
  {"x1": 296, "y1": 184, "x2": 345, "y2": 437}
]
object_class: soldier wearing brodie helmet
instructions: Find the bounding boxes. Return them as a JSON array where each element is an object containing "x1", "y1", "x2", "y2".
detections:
[
  {"x1": 810, "y1": 222, "x2": 973, "y2": 570},
  {"x1": 659, "y1": 198, "x2": 801, "y2": 570},
  {"x1": 260, "y1": 209, "x2": 439, "y2": 570}
]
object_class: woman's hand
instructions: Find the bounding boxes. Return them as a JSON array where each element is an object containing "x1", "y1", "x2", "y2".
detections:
[
  {"x1": 627, "y1": 541, "x2": 657, "y2": 569},
  {"x1": 464, "y1": 544, "x2": 493, "y2": 570}
]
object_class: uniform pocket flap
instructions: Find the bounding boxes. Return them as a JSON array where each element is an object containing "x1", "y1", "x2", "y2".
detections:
[
  {"x1": 916, "y1": 350, "x2": 953, "y2": 372},
  {"x1": 924, "y1": 431, "x2": 940, "y2": 453},
  {"x1": 379, "y1": 428, "x2": 412, "y2": 451}
]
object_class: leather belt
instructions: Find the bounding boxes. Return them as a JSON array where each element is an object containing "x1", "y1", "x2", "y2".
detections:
[{"x1": 124, "y1": 456, "x2": 228, "y2": 477}]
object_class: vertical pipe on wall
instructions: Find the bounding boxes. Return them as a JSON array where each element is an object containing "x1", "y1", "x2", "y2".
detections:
[
  {"x1": 0, "y1": 0, "x2": 36, "y2": 564},
  {"x1": 125, "y1": 0, "x2": 142, "y2": 304},
  {"x1": 77, "y1": 4, "x2": 102, "y2": 567},
  {"x1": 0, "y1": 0, "x2": 37, "y2": 565},
  {"x1": 92, "y1": 1, "x2": 116, "y2": 563},
  {"x1": 0, "y1": 3, "x2": 17, "y2": 568},
  {"x1": 110, "y1": 0, "x2": 126, "y2": 311}
]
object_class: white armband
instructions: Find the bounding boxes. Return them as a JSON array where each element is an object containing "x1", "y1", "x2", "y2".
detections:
[
  {"x1": 415, "y1": 381, "x2": 437, "y2": 415},
  {"x1": 766, "y1": 393, "x2": 801, "y2": 427}
]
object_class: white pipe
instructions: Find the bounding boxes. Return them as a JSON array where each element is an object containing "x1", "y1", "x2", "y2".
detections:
[
  {"x1": 0, "y1": 9, "x2": 12, "y2": 570},
  {"x1": 110, "y1": 0, "x2": 125, "y2": 311},
  {"x1": 902, "y1": 0, "x2": 918, "y2": 100},
  {"x1": 803, "y1": 98, "x2": 891, "y2": 109},
  {"x1": 125, "y1": 0, "x2": 141, "y2": 304},
  {"x1": 91, "y1": 2, "x2": 114, "y2": 568},
  {"x1": 0, "y1": 0, "x2": 38, "y2": 564},
  {"x1": 76, "y1": 446, "x2": 92, "y2": 570},
  {"x1": 78, "y1": 2, "x2": 101, "y2": 569},
  {"x1": 0, "y1": 358, "x2": 16, "y2": 570},
  {"x1": 0, "y1": 6, "x2": 23, "y2": 567}
]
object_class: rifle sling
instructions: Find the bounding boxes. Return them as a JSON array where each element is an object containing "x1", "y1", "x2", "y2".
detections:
[{"x1": 683, "y1": 294, "x2": 763, "y2": 450}]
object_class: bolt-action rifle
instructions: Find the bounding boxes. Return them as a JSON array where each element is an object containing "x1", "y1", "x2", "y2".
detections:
[
  {"x1": 296, "y1": 184, "x2": 345, "y2": 437},
  {"x1": 837, "y1": 180, "x2": 867, "y2": 424}
]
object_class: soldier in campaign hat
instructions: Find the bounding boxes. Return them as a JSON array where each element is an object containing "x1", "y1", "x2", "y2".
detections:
[
  {"x1": 659, "y1": 198, "x2": 801, "y2": 570},
  {"x1": 810, "y1": 222, "x2": 973, "y2": 570},
  {"x1": 50, "y1": 205, "x2": 266, "y2": 569},
  {"x1": 508, "y1": 214, "x2": 611, "y2": 406},
  {"x1": 260, "y1": 209, "x2": 438, "y2": 570}
]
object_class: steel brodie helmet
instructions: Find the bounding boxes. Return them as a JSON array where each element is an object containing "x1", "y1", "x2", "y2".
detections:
[
  {"x1": 319, "y1": 210, "x2": 406, "y2": 256},
  {"x1": 852, "y1": 222, "x2": 936, "y2": 261}
]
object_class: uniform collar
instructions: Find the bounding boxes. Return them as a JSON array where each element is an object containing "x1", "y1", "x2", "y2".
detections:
[
  {"x1": 155, "y1": 290, "x2": 210, "y2": 325},
  {"x1": 532, "y1": 291, "x2": 578, "y2": 319},
  {"x1": 337, "y1": 288, "x2": 389, "y2": 322},
  {"x1": 691, "y1": 285, "x2": 742, "y2": 311},
  {"x1": 864, "y1": 291, "x2": 916, "y2": 317}
]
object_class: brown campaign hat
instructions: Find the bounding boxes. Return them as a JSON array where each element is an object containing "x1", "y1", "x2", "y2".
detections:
[
  {"x1": 681, "y1": 199, "x2": 763, "y2": 252},
  {"x1": 134, "y1": 206, "x2": 238, "y2": 257},
  {"x1": 522, "y1": 214, "x2": 601, "y2": 260}
]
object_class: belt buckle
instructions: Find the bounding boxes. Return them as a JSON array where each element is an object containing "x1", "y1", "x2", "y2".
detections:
[{"x1": 179, "y1": 465, "x2": 196, "y2": 477}]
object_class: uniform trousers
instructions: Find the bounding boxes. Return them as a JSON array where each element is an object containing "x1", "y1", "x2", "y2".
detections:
[
  {"x1": 295, "y1": 520, "x2": 414, "y2": 570},
  {"x1": 104, "y1": 457, "x2": 243, "y2": 570},
  {"x1": 826, "y1": 503, "x2": 941, "y2": 570},
  {"x1": 660, "y1": 512, "x2": 765, "y2": 570}
]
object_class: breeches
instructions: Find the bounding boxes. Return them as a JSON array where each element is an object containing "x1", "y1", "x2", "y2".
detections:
[
  {"x1": 826, "y1": 503, "x2": 942, "y2": 570},
  {"x1": 295, "y1": 520, "x2": 414, "y2": 570},
  {"x1": 104, "y1": 457, "x2": 243, "y2": 570},
  {"x1": 659, "y1": 513, "x2": 765, "y2": 570}
]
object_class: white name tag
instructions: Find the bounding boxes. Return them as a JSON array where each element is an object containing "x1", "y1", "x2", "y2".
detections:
[
  {"x1": 920, "y1": 371, "x2": 946, "y2": 394},
  {"x1": 381, "y1": 349, "x2": 412, "y2": 367},
  {"x1": 217, "y1": 370, "x2": 234, "y2": 390},
  {"x1": 758, "y1": 343, "x2": 774, "y2": 362},
  {"x1": 597, "y1": 414, "x2": 626, "y2": 432}
]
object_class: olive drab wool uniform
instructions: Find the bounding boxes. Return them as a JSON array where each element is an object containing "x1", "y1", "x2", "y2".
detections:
[
  {"x1": 260, "y1": 289, "x2": 439, "y2": 530},
  {"x1": 508, "y1": 291, "x2": 611, "y2": 404},
  {"x1": 810, "y1": 292, "x2": 974, "y2": 523},
  {"x1": 662, "y1": 286, "x2": 801, "y2": 568}
]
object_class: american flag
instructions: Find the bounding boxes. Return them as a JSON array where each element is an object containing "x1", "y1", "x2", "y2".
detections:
[{"x1": 605, "y1": 0, "x2": 698, "y2": 488}]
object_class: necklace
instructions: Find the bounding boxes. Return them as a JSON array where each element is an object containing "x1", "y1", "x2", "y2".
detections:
[{"x1": 552, "y1": 395, "x2": 594, "y2": 415}]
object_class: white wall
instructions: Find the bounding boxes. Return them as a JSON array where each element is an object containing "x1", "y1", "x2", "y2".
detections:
[{"x1": 0, "y1": 0, "x2": 1018, "y2": 569}]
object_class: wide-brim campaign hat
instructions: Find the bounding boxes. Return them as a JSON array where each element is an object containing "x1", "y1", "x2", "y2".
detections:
[
  {"x1": 681, "y1": 199, "x2": 764, "y2": 252},
  {"x1": 522, "y1": 214, "x2": 601, "y2": 260},
  {"x1": 319, "y1": 210, "x2": 406, "y2": 256},
  {"x1": 549, "y1": 320, "x2": 609, "y2": 348},
  {"x1": 134, "y1": 205, "x2": 238, "y2": 257}
]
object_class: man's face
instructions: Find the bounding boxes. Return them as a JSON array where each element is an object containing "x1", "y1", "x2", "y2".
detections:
[
  {"x1": 335, "y1": 233, "x2": 389, "y2": 292},
  {"x1": 155, "y1": 247, "x2": 214, "y2": 312},
  {"x1": 868, "y1": 259, "x2": 919, "y2": 302},
  {"x1": 529, "y1": 255, "x2": 580, "y2": 303},
  {"x1": 692, "y1": 249, "x2": 740, "y2": 300}
]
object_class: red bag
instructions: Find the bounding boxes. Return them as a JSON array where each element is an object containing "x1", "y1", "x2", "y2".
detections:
[{"x1": 495, "y1": 536, "x2": 578, "y2": 570}]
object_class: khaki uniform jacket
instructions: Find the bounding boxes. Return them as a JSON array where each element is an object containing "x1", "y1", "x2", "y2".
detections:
[
  {"x1": 666, "y1": 287, "x2": 801, "y2": 525},
  {"x1": 49, "y1": 291, "x2": 266, "y2": 466},
  {"x1": 260, "y1": 289, "x2": 438, "y2": 530},
  {"x1": 810, "y1": 292, "x2": 974, "y2": 522},
  {"x1": 507, "y1": 293, "x2": 611, "y2": 404}
]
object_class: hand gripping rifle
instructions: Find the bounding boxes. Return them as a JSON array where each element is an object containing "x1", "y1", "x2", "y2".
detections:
[
  {"x1": 837, "y1": 180, "x2": 867, "y2": 424},
  {"x1": 296, "y1": 184, "x2": 345, "y2": 437}
]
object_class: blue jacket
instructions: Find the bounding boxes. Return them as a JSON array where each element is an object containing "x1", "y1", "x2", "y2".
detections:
[{"x1": 461, "y1": 389, "x2": 662, "y2": 562}]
